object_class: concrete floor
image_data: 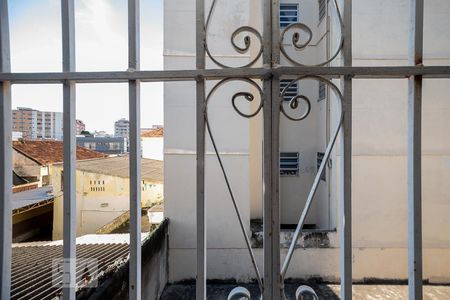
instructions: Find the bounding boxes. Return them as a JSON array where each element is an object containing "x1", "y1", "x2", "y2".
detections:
[{"x1": 160, "y1": 283, "x2": 450, "y2": 299}]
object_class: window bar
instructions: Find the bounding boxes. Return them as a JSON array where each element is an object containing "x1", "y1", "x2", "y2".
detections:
[
  {"x1": 0, "y1": 0, "x2": 12, "y2": 299},
  {"x1": 262, "y1": 0, "x2": 281, "y2": 298},
  {"x1": 271, "y1": 0, "x2": 281, "y2": 297},
  {"x1": 262, "y1": 0, "x2": 272, "y2": 298},
  {"x1": 128, "y1": 0, "x2": 141, "y2": 299},
  {"x1": 408, "y1": 0, "x2": 424, "y2": 299},
  {"x1": 196, "y1": 0, "x2": 206, "y2": 298},
  {"x1": 61, "y1": 0, "x2": 76, "y2": 299},
  {"x1": 340, "y1": 0, "x2": 352, "y2": 299}
]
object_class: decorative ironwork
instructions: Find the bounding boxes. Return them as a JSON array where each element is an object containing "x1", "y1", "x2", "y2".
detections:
[
  {"x1": 205, "y1": 78, "x2": 264, "y2": 295},
  {"x1": 279, "y1": 76, "x2": 344, "y2": 299},
  {"x1": 280, "y1": 79, "x2": 311, "y2": 121},
  {"x1": 205, "y1": 0, "x2": 263, "y2": 69},
  {"x1": 280, "y1": 0, "x2": 344, "y2": 66}
]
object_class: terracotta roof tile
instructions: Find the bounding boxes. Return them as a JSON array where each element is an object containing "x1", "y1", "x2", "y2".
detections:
[
  {"x1": 13, "y1": 140, "x2": 107, "y2": 165},
  {"x1": 141, "y1": 128, "x2": 164, "y2": 138}
]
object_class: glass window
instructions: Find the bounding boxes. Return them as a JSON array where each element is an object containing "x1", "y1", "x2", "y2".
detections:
[
  {"x1": 280, "y1": 4, "x2": 299, "y2": 28},
  {"x1": 280, "y1": 152, "x2": 299, "y2": 176}
]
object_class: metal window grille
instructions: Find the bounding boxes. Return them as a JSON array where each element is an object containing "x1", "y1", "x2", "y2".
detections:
[
  {"x1": 280, "y1": 4, "x2": 298, "y2": 28},
  {"x1": 280, "y1": 79, "x2": 298, "y2": 101},
  {"x1": 319, "y1": 0, "x2": 327, "y2": 21},
  {"x1": 0, "y1": 0, "x2": 445, "y2": 299},
  {"x1": 280, "y1": 152, "x2": 299, "y2": 176}
]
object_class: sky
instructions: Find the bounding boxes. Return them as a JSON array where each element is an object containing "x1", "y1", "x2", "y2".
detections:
[{"x1": 8, "y1": 0, "x2": 164, "y2": 133}]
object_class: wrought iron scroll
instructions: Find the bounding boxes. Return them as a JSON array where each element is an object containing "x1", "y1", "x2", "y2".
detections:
[
  {"x1": 205, "y1": 78, "x2": 264, "y2": 295},
  {"x1": 205, "y1": 0, "x2": 263, "y2": 68},
  {"x1": 280, "y1": 0, "x2": 344, "y2": 66},
  {"x1": 279, "y1": 76, "x2": 344, "y2": 299}
]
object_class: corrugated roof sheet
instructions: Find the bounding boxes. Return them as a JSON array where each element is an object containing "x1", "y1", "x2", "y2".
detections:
[
  {"x1": 11, "y1": 240, "x2": 130, "y2": 300},
  {"x1": 75, "y1": 156, "x2": 163, "y2": 183},
  {"x1": 12, "y1": 185, "x2": 53, "y2": 211},
  {"x1": 13, "y1": 140, "x2": 107, "y2": 165},
  {"x1": 141, "y1": 128, "x2": 164, "y2": 138}
]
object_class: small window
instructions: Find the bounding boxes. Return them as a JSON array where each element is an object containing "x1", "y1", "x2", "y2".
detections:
[
  {"x1": 280, "y1": 4, "x2": 298, "y2": 28},
  {"x1": 319, "y1": 0, "x2": 327, "y2": 22},
  {"x1": 280, "y1": 152, "x2": 299, "y2": 176},
  {"x1": 318, "y1": 81, "x2": 326, "y2": 101},
  {"x1": 317, "y1": 152, "x2": 326, "y2": 181},
  {"x1": 280, "y1": 79, "x2": 298, "y2": 102}
]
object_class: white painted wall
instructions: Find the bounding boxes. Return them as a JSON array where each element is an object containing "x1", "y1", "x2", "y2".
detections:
[
  {"x1": 142, "y1": 137, "x2": 164, "y2": 160},
  {"x1": 51, "y1": 166, "x2": 163, "y2": 239},
  {"x1": 165, "y1": 0, "x2": 450, "y2": 283}
]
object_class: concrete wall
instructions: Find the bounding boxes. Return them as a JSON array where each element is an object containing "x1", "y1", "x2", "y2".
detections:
[
  {"x1": 12, "y1": 150, "x2": 47, "y2": 186},
  {"x1": 165, "y1": 0, "x2": 450, "y2": 283},
  {"x1": 51, "y1": 165, "x2": 163, "y2": 240},
  {"x1": 164, "y1": 0, "x2": 254, "y2": 284}
]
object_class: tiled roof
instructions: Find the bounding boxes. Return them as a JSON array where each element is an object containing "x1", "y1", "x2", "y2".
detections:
[
  {"x1": 141, "y1": 128, "x2": 164, "y2": 138},
  {"x1": 13, "y1": 140, "x2": 107, "y2": 165},
  {"x1": 75, "y1": 156, "x2": 163, "y2": 183},
  {"x1": 11, "y1": 240, "x2": 129, "y2": 300}
]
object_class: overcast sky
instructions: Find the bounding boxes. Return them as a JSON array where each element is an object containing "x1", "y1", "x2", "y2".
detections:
[{"x1": 9, "y1": 0, "x2": 164, "y2": 133}]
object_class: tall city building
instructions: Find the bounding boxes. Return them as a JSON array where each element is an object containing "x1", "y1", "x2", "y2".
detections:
[
  {"x1": 114, "y1": 118, "x2": 130, "y2": 138},
  {"x1": 12, "y1": 107, "x2": 63, "y2": 140}
]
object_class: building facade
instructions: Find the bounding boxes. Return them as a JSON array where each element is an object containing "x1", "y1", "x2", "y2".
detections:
[
  {"x1": 76, "y1": 136, "x2": 128, "y2": 155},
  {"x1": 114, "y1": 118, "x2": 130, "y2": 138},
  {"x1": 142, "y1": 128, "x2": 164, "y2": 161},
  {"x1": 50, "y1": 156, "x2": 164, "y2": 239},
  {"x1": 12, "y1": 107, "x2": 63, "y2": 140},
  {"x1": 164, "y1": 0, "x2": 450, "y2": 284}
]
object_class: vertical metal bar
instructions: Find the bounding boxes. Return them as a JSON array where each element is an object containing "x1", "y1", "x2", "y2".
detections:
[
  {"x1": 61, "y1": 1, "x2": 76, "y2": 300},
  {"x1": 262, "y1": 0, "x2": 272, "y2": 298},
  {"x1": 128, "y1": 0, "x2": 141, "y2": 299},
  {"x1": 0, "y1": 1, "x2": 11, "y2": 299},
  {"x1": 408, "y1": 1, "x2": 424, "y2": 299},
  {"x1": 263, "y1": 0, "x2": 281, "y2": 298},
  {"x1": 271, "y1": 0, "x2": 281, "y2": 299},
  {"x1": 196, "y1": 0, "x2": 206, "y2": 299},
  {"x1": 340, "y1": 0, "x2": 352, "y2": 299}
]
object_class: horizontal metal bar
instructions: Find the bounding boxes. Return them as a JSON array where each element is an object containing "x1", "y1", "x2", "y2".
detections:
[{"x1": 1, "y1": 66, "x2": 450, "y2": 84}]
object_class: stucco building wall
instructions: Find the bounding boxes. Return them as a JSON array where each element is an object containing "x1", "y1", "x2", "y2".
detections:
[
  {"x1": 164, "y1": 0, "x2": 450, "y2": 283},
  {"x1": 51, "y1": 166, "x2": 163, "y2": 240}
]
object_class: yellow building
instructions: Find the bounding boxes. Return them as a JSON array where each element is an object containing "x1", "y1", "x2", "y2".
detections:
[{"x1": 51, "y1": 156, "x2": 163, "y2": 240}]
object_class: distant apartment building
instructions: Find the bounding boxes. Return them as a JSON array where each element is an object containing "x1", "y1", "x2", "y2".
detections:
[
  {"x1": 76, "y1": 119, "x2": 86, "y2": 135},
  {"x1": 114, "y1": 118, "x2": 130, "y2": 138},
  {"x1": 12, "y1": 107, "x2": 63, "y2": 140},
  {"x1": 77, "y1": 136, "x2": 128, "y2": 155}
]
